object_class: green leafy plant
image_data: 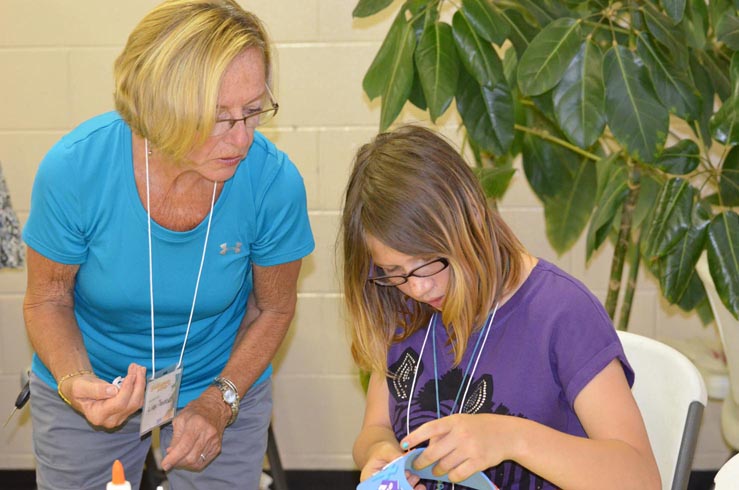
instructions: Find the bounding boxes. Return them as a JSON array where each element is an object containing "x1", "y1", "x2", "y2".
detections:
[{"x1": 353, "y1": 0, "x2": 739, "y2": 330}]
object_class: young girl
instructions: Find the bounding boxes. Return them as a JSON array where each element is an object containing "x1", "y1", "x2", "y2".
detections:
[{"x1": 340, "y1": 126, "x2": 660, "y2": 489}]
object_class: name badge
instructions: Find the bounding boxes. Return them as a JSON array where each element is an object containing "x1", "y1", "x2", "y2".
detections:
[{"x1": 140, "y1": 364, "x2": 182, "y2": 435}]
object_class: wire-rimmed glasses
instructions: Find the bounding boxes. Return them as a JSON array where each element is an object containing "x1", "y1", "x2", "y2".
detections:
[{"x1": 210, "y1": 85, "x2": 279, "y2": 136}]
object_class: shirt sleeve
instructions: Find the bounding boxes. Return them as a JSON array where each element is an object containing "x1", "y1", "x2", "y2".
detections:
[
  {"x1": 22, "y1": 141, "x2": 88, "y2": 264},
  {"x1": 549, "y1": 281, "x2": 634, "y2": 408},
  {"x1": 250, "y1": 151, "x2": 315, "y2": 267}
]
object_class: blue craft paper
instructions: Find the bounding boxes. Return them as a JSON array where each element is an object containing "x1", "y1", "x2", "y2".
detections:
[{"x1": 356, "y1": 448, "x2": 498, "y2": 490}]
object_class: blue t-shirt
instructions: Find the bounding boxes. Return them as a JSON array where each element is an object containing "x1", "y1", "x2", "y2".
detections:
[
  {"x1": 23, "y1": 112, "x2": 315, "y2": 407},
  {"x1": 387, "y1": 260, "x2": 633, "y2": 489}
]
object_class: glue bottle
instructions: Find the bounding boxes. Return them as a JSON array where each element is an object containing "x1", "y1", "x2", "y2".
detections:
[{"x1": 106, "y1": 459, "x2": 132, "y2": 490}]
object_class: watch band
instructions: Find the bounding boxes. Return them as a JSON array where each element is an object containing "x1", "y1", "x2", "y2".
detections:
[{"x1": 213, "y1": 376, "x2": 240, "y2": 426}]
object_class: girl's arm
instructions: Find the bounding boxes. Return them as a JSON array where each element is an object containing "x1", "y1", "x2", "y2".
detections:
[
  {"x1": 354, "y1": 372, "x2": 422, "y2": 489},
  {"x1": 404, "y1": 359, "x2": 661, "y2": 490}
]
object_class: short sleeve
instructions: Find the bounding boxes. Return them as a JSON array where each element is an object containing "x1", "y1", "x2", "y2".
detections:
[
  {"x1": 22, "y1": 142, "x2": 88, "y2": 264},
  {"x1": 250, "y1": 152, "x2": 314, "y2": 266},
  {"x1": 549, "y1": 283, "x2": 634, "y2": 408}
]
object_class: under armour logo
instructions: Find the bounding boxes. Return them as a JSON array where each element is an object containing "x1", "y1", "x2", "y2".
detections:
[{"x1": 219, "y1": 242, "x2": 242, "y2": 255}]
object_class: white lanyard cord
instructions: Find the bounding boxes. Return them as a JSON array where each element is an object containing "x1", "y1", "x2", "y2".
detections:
[
  {"x1": 457, "y1": 303, "x2": 499, "y2": 413},
  {"x1": 404, "y1": 304, "x2": 499, "y2": 490},
  {"x1": 406, "y1": 314, "x2": 435, "y2": 438},
  {"x1": 144, "y1": 138, "x2": 217, "y2": 376},
  {"x1": 405, "y1": 303, "x2": 500, "y2": 433}
]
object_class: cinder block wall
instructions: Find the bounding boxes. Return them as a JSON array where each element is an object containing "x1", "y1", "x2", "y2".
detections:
[{"x1": 0, "y1": 0, "x2": 729, "y2": 471}]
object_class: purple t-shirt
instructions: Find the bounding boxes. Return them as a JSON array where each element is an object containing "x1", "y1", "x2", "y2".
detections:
[{"x1": 387, "y1": 259, "x2": 633, "y2": 490}]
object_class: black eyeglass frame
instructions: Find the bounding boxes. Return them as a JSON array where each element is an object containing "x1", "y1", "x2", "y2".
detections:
[
  {"x1": 211, "y1": 84, "x2": 279, "y2": 135},
  {"x1": 367, "y1": 257, "x2": 450, "y2": 287}
]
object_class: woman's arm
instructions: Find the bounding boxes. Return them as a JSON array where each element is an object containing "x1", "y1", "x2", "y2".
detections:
[
  {"x1": 405, "y1": 359, "x2": 661, "y2": 490},
  {"x1": 161, "y1": 259, "x2": 303, "y2": 471},
  {"x1": 23, "y1": 247, "x2": 146, "y2": 427}
]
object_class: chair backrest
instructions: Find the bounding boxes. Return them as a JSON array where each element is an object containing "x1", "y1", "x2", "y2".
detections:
[
  {"x1": 618, "y1": 331, "x2": 707, "y2": 490},
  {"x1": 696, "y1": 253, "x2": 739, "y2": 404},
  {"x1": 695, "y1": 254, "x2": 739, "y2": 452},
  {"x1": 714, "y1": 453, "x2": 739, "y2": 489}
]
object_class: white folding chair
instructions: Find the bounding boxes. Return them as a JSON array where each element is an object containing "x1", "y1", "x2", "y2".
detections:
[
  {"x1": 618, "y1": 331, "x2": 707, "y2": 490},
  {"x1": 714, "y1": 452, "x2": 739, "y2": 489},
  {"x1": 696, "y1": 253, "x2": 739, "y2": 452}
]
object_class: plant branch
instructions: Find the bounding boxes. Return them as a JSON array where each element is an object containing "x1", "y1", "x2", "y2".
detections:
[
  {"x1": 617, "y1": 232, "x2": 642, "y2": 331},
  {"x1": 605, "y1": 162, "x2": 640, "y2": 319},
  {"x1": 514, "y1": 124, "x2": 601, "y2": 161}
]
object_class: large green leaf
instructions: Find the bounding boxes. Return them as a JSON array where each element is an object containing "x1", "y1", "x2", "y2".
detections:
[
  {"x1": 682, "y1": 0, "x2": 708, "y2": 49},
  {"x1": 517, "y1": 18, "x2": 582, "y2": 96},
  {"x1": 362, "y1": 9, "x2": 417, "y2": 131},
  {"x1": 699, "y1": 50, "x2": 732, "y2": 101},
  {"x1": 603, "y1": 46, "x2": 669, "y2": 163},
  {"x1": 452, "y1": 11, "x2": 505, "y2": 87},
  {"x1": 521, "y1": 110, "x2": 597, "y2": 253},
  {"x1": 706, "y1": 211, "x2": 739, "y2": 319},
  {"x1": 641, "y1": 178, "x2": 695, "y2": 263},
  {"x1": 472, "y1": 164, "x2": 516, "y2": 200},
  {"x1": 632, "y1": 172, "x2": 663, "y2": 230},
  {"x1": 659, "y1": 201, "x2": 710, "y2": 303},
  {"x1": 499, "y1": 9, "x2": 537, "y2": 58},
  {"x1": 510, "y1": 0, "x2": 555, "y2": 27},
  {"x1": 642, "y1": 3, "x2": 689, "y2": 68},
  {"x1": 719, "y1": 145, "x2": 739, "y2": 206},
  {"x1": 586, "y1": 156, "x2": 628, "y2": 260},
  {"x1": 653, "y1": 139, "x2": 701, "y2": 175},
  {"x1": 461, "y1": 0, "x2": 509, "y2": 45},
  {"x1": 663, "y1": 0, "x2": 687, "y2": 23},
  {"x1": 522, "y1": 108, "x2": 597, "y2": 243},
  {"x1": 636, "y1": 33, "x2": 700, "y2": 121},
  {"x1": 352, "y1": 0, "x2": 394, "y2": 18},
  {"x1": 363, "y1": 11, "x2": 410, "y2": 99},
  {"x1": 553, "y1": 40, "x2": 605, "y2": 148},
  {"x1": 673, "y1": 268, "x2": 709, "y2": 312},
  {"x1": 456, "y1": 71, "x2": 514, "y2": 155},
  {"x1": 689, "y1": 54, "x2": 714, "y2": 146},
  {"x1": 710, "y1": 95, "x2": 739, "y2": 146},
  {"x1": 542, "y1": 158, "x2": 598, "y2": 254},
  {"x1": 408, "y1": 61, "x2": 428, "y2": 111},
  {"x1": 415, "y1": 22, "x2": 459, "y2": 121},
  {"x1": 717, "y1": 13, "x2": 739, "y2": 50}
]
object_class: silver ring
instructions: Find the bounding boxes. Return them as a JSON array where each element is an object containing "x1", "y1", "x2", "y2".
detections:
[{"x1": 199, "y1": 453, "x2": 206, "y2": 462}]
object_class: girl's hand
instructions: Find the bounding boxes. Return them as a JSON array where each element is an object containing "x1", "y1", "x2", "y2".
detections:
[
  {"x1": 361, "y1": 441, "x2": 424, "y2": 489},
  {"x1": 401, "y1": 413, "x2": 516, "y2": 484}
]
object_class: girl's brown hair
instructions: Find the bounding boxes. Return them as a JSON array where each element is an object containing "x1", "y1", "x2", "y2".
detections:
[{"x1": 341, "y1": 125, "x2": 526, "y2": 374}]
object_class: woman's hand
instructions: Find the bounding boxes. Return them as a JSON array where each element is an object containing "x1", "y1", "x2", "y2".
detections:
[
  {"x1": 401, "y1": 413, "x2": 515, "y2": 484},
  {"x1": 60, "y1": 362, "x2": 146, "y2": 429},
  {"x1": 361, "y1": 441, "x2": 423, "y2": 490},
  {"x1": 160, "y1": 388, "x2": 230, "y2": 471}
]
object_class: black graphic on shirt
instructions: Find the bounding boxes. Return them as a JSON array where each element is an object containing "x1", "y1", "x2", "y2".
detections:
[{"x1": 387, "y1": 346, "x2": 550, "y2": 490}]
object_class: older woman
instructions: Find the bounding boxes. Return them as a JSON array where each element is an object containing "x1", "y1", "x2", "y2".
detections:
[{"x1": 22, "y1": 1, "x2": 314, "y2": 488}]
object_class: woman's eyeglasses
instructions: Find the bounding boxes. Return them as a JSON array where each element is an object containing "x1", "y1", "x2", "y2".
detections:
[
  {"x1": 211, "y1": 85, "x2": 279, "y2": 136},
  {"x1": 368, "y1": 258, "x2": 449, "y2": 287}
]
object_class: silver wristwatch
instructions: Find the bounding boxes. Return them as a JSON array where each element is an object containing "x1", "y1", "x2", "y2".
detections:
[{"x1": 213, "y1": 376, "x2": 240, "y2": 426}]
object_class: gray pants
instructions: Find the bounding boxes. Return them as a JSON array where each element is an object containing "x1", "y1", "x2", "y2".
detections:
[{"x1": 30, "y1": 372, "x2": 272, "y2": 490}]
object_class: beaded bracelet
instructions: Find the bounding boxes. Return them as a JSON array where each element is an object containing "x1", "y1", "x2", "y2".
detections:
[{"x1": 57, "y1": 369, "x2": 93, "y2": 406}]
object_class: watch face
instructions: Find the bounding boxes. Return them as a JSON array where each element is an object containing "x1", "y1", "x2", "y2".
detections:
[{"x1": 223, "y1": 389, "x2": 237, "y2": 404}]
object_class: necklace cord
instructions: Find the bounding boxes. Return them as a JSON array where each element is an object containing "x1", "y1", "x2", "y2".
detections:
[{"x1": 144, "y1": 138, "x2": 217, "y2": 377}]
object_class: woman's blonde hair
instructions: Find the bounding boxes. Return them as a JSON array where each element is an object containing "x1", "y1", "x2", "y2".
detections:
[
  {"x1": 114, "y1": 0, "x2": 271, "y2": 161},
  {"x1": 341, "y1": 125, "x2": 526, "y2": 374}
]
